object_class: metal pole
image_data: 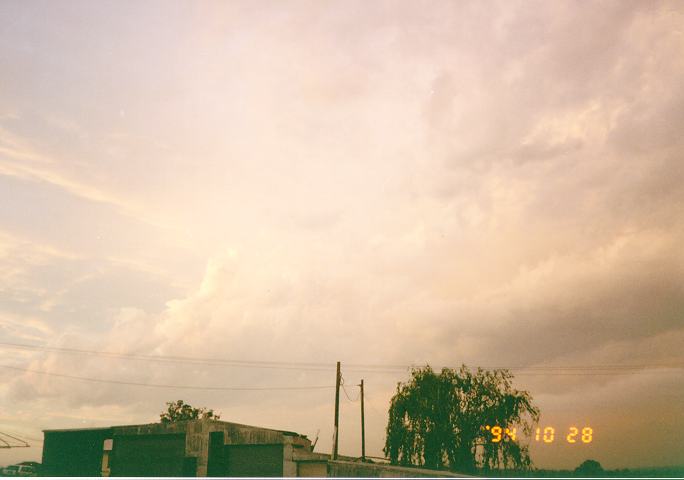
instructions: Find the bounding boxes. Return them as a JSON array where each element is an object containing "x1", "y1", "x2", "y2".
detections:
[
  {"x1": 360, "y1": 379, "x2": 366, "y2": 462},
  {"x1": 333, "y1": 361, "x2": 341, "y2": 460}
]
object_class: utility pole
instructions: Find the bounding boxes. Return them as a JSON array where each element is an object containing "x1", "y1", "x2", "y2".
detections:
[
  {"x1": 333, "y1": 361, "x2": 341, "y2": 460},
  {"x1": 360, "y1": 379, "x2": 366, "y2": 462}
]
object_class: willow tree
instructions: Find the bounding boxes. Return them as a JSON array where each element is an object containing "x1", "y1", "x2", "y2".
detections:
[{"x1": 384, "y1": 365, "x2": 539, "y2": 473}]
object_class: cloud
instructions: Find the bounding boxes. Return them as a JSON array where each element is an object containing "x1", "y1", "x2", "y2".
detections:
[
  {"x1": 0, "y1": 231, "x2": 78, "y2": 309},
  {"x1": 0, "y1": 0, "x2": 683, "y2": 469},
  {"x1": 0, "y1": 138, "x2": 166, "y2": 230},
  {"x1": 0, "y1": 312, "x2": 53, "y2": 342}
]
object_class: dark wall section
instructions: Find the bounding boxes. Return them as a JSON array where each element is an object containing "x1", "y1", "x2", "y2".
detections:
[
  {"x1": 182, "y1": 456, "x2": 198, "y2": 477},
  {"x1": 207, "y1": 431, "x2": 227, "y2": 477},
  {"x1": 224, "y1": 444, "x2": 284, "y2": 477},
  {"x1": 110, "y1": 433, "x2": 186, "y2": 477},
  {"x1": 42, "y1": 428, "x2": 113, "y2": 476}
]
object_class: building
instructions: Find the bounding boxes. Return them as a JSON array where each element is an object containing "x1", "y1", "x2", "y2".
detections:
[
  {"x1": 42, "y1": 419, "x2": 467, "y2": 477},
  {"x1": 42, "y1": 419, "x2": 310, "y2": 477}
]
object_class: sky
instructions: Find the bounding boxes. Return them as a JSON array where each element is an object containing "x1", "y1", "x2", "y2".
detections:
[{"x1": 0, "y1": 0, "x2": 683, "y2": 471}]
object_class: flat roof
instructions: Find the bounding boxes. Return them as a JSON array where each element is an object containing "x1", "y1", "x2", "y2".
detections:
[
  {"x1": 42, "y1": 426, "x2": 112, "y2": 433},
  {"x1": 43, "y1": 419, "x2": 307, "y2": 438}
]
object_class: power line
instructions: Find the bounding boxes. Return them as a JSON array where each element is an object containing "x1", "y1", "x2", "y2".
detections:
[
  {"x1": 0, "y1": 364, "x2": 335, "y2": 391},
  {"x1": 0, "y1": 341, "x2": 334, "y2": 372},
  {"x1": 0, "y1": 431, "x2": 30, "y2": 449},
  {"x1": 362, "y1": 390, "x2": 385, "y2": 419},
  {"x1": 340, "y1": 377, "x2": 360, "y2": 402},
  {"x1": 500, "y1": 370, "x2": 681, "y2": 376},
  {"x1": 0, "y1": 428, "x2": 42, "y2": 443},
  {"x1": 0, "y1": 341, "x2": 682, "y2": 375}
]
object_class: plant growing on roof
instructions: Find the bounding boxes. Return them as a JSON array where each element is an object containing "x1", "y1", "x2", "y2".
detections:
[{"x1": 159, "y1": 400, "x2": 221, "y2": 423}]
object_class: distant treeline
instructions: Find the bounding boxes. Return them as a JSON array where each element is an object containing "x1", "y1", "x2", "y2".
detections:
[{"x1": 480, "y1": 465, "x2": 684, "y2": 478}]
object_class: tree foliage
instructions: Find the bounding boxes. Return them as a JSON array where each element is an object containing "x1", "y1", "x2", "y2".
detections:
[
  {"x1": 575, "y1": 459, "x2": 604, "y2": 476},
  {"x1": 384, "y1": 365, "x2": 539, "y2": 473},
  {"x1": 159, "y1": 400, "x2": 220, "y2": 423}
]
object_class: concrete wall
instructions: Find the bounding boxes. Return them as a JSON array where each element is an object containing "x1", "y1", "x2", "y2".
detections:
[
  {"x1": 327, "y1": 460, "x2": 470, "y2": 478},
  {"x1": 298, "y1": 461, "x2": 329, "y2": 477},
  {"x1": 184, "y1": 419, "x2": 210, "y2": 476}
]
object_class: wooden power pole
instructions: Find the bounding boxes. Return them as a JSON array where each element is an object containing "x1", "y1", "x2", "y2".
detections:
[
  {"x1": 360, "y1": 379, "x2": 366, "y2": 461},
  {"x1": 333, "y1": 361, "x2": 341, "y2": 460}
]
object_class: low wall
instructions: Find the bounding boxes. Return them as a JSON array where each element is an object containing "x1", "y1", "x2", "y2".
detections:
[{"x1": 328, "y1": 460, "x2": 471, "y2": 478}]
